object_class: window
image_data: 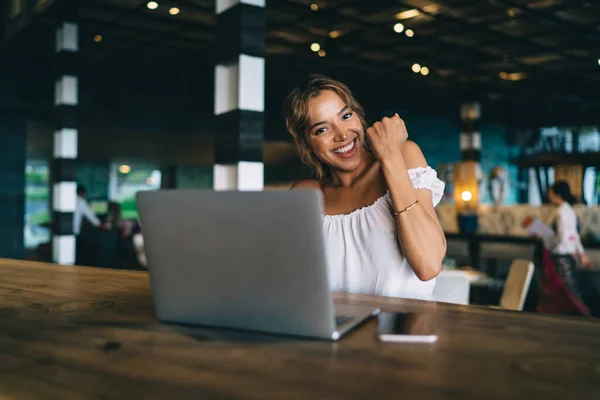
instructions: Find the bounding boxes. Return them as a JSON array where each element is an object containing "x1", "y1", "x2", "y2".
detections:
[
  {"x1": 112, "y1": 163, "x2": 161, "y2": 219},
  {"x1": 24, "y1": 162, "x2": 50, "y2": 249}
]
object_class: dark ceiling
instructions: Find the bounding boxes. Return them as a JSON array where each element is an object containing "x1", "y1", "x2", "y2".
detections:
[{"x1": 4, "y1": 0, "x2": 600, "y2": 127}]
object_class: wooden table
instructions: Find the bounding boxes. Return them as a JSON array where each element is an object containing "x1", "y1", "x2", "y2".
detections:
[{"x1": 1, "y1": 259, "x2": 600, "y2": 399}]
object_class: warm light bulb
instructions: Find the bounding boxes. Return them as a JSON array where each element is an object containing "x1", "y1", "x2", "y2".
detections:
[
  {"x1": 411, "y1": 63, "x2": 421, "y2": 73},
  {"x1": 393, "y1": 23, "x2": 404, "y2": 33},
  {"x1": 395, "y1": 9, "x2": 420, "y2": 20},
  {"x1": 405, "y1": 29, "x2": 414, "y2": 37},
  {"x1": 310, "y1": 43, "x2": 321, "y2": 52},
  {"x1": 93, "y1": 34, "x2": 102, "y2": 42},
  {"x1": 310, "y1": 3, "x2": 318, "y2": 11},
  {"x1": 318, "y1": 49, "x2": 326, "y2": 57},
  {"x1": 169, "y1": 7, "x2": 180, "y2": 15},
  {"x1": 146, "y1": 1, "x2": 158, "y2": 10},
  {"x1": 119, "y1": 164, "x2": 131, "y2": 174},
  {"x1": 329, "y1": 30, "x2": 341, "y2": 38},
  {"x1": 420, "y1": 66, "x2": 429, "y2": 75},
  {"x1": 461, "y1": 191, "x2": 473, "y2": 201}
]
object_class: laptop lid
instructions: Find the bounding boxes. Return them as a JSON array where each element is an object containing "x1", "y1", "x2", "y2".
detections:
[{"x1": 136, "y1": 189, "x2": 339, "y2": 339}]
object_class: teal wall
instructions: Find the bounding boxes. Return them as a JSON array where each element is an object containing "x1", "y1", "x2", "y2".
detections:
[
  {"x1": 396, "y1": 110, "x2": 461, "y2": 170},
  {"x1": 76, "y1": 163, "x2": 110, "y2": 201}
]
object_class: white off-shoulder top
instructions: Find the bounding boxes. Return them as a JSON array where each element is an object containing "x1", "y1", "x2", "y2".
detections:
[{"x1": 322, "y1": 166, "x2": 445, "y2": 300}]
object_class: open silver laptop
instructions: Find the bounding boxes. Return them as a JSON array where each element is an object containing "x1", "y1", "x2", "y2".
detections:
[{"x1": 136, "y1": 189, "x2": 379, "y2": 340}]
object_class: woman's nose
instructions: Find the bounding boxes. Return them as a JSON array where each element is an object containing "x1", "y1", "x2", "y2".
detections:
[{"x1": 333, "y1": 127, "x2": 348, "y2": 142}]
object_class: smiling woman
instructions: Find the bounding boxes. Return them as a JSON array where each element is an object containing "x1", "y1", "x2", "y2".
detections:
[{"x1": 283, "y1": 74, "x2": 446, "y2": 300}]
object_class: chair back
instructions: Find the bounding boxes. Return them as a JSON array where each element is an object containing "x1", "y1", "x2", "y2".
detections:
[{"x1": 500, "y1": 259, "x2": 534, "y2": 311}]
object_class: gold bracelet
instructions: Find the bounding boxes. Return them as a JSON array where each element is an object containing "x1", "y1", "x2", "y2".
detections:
[{"x1": 393, "y1": 199, "x2": 419, "y2": 216}]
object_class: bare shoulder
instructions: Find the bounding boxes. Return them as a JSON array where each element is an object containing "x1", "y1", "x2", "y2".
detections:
[
  {"x1": 290, "y1": 180, "x2": 322, "y2": 191},
  {"x1": 401, "y1": 140, "x2": 428, "y2": 169}
]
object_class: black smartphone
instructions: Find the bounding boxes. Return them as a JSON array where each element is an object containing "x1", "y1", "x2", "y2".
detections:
[{"x1": 377, "y1": 312, "x2": 437, "y2": 343}]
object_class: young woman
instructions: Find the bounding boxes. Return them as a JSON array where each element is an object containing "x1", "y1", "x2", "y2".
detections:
[
  {"x1": 548, "y1": 181, "x2": 591, "y2": 267},
  {"x1": 284, "y1": 74, "x2": 446, "y2": 300},
  {"x1": 537, "y1": 180, "x2": 591, "y2": 315}
]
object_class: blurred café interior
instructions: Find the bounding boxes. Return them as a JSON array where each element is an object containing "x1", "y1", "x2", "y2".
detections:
[{"x1": 1, "y1": 0, "x2": 600, "y2": 318}]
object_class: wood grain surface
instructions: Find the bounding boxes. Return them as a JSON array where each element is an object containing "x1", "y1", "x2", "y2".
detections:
[{"x1": 1, "y1": 258, "x2": 599, "y2": 399}]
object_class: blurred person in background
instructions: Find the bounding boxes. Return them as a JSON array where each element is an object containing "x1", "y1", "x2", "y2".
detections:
[
  {"x1": 74, "y1": 185, "x2": 108, "y2": 234},
  {"x1": 548, "y1": 180, "x2": 591, "y2": 268},
  {"x1": 533, "y1": 180, "x2": 591, "y2": 316}
]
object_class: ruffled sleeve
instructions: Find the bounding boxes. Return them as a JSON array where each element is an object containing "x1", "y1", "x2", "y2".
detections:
[{"x1": 408, "y1": 166, "x2": 445, "y2": 207}]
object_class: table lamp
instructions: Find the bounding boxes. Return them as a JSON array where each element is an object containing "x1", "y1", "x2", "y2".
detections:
[{"x1": 453, "y1": 161, "x2": 479, "y2": 234}]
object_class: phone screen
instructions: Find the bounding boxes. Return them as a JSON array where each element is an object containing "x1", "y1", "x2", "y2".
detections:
[{"x1": 377, "y1": 312, "x2": 437, "y2": 343}]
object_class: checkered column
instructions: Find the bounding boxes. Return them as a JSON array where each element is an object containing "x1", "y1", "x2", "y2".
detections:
[
  {"x1": 52, "y1": 4, "x2": 79, "y2": 265},
  {"x1": 460, "y1": 102, "x2": 481, "y2": 162},
  {"x1": 213, "y1": 0, "x2": 265, "y2": 191}
]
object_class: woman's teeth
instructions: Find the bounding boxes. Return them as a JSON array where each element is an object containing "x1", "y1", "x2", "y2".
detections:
[{"x1": 333, "y1": 139, "x2": 355, "y2": 154}]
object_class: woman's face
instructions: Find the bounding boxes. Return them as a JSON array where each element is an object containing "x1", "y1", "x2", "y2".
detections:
[
  {"x1": 548, "y1": 188, "x2": 561, "y2": 205},
  {"x1": 304, "y1": 90, "x2": 365, "y2": 174}
]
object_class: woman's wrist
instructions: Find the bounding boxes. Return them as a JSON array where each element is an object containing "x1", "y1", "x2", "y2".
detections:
[
  {"x1": 378, "y1": 148, "x2": 404, "y2": 167},
  {"x1": 380, "y1": 155, "x2": 418, "y2": 211}
]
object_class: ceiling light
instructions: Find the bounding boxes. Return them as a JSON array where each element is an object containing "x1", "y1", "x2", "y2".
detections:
[
  {"x1": 119, "y1": 164, "x2": 131, "y2": 174},
  {"x1": 93, "y1": 34, "x2": 102, "y2": 42},
  {"x1": 412, "y1": 63, "x2": 421, "y2": 73},
  {"x1": 318, "y1": 49, "x2": 326, "y2": 57},
  {"x1": 499, "y1": 71, "x2": 529, "y2": 81},
  {"x1": 169, "y1": 7, "x2": 180, "y2": 15},
  {"x1": 510, "y1": 72, "x2": 528, "y2": 81},
  {"x1": 420, "y1": 66, "x2": 430, "y2": 76},
  {"x1": 329, "y1": 30, "x2": 341, "y2": 39},
  {"x1": 395, "y1": 9, "x2": 420, "y2": 20},
  {"x1": 146, "y1": 1, "x2": 158, "y2": 10},
  {"x1": 393, "y1": 23, "x2": 404, "y2": 33},
  {"x1": 597, "y1": 58, "x2": 600, "y2": 66},
  {"x1": 405, "y1": 29, "x2": 414, "y2": 37},
  {"x1": 310, "y1": 3, "x2": 318, "y2": 11},
  {"x1": 310, "y1": 42, "x2": 320, "y2": 52}
]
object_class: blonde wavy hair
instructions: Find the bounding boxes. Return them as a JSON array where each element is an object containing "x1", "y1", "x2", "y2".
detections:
[{"x1": 283, "y1": 74, "x2": 368, "y2": 181}]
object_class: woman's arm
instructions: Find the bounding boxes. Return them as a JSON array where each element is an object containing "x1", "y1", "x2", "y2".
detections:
[
  {"x1": 380, "y1": 141, "x2": 446, "y2": 281},
  {"x1": 365, "y1": 115, "x2": 445, "y2": 280}
]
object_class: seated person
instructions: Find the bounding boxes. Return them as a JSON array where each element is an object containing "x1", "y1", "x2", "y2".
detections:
[{"x1": 284, "y1": 74, "x2": 446, "y2": 300}]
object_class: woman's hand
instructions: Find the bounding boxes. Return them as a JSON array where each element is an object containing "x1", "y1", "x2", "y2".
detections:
[
  {"x1": 366, "y1": 114, "x2": 408, "y2": 162},
  {"x1": 579, "y1": 252, "x2": 593, "y2": 268}
]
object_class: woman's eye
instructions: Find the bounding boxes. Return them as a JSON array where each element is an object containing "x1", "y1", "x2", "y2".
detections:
[
  {"x1": 315, "y1": 127, "x2": 327, "y2": 135},
  {"x1": 342, "y1": 112, "x2": 353, "y2": 120}
]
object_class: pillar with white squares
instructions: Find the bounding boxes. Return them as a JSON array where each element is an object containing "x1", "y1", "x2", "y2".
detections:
[
  {"x1": 214, "y1": 0, "x2": 265, "y2": 190},
  {"x1": 460, "y1": 102, "x2": 481, "y2": 163},
  {"x1": 52, "y1": 6, "x2": 79, "y2": 265}
]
